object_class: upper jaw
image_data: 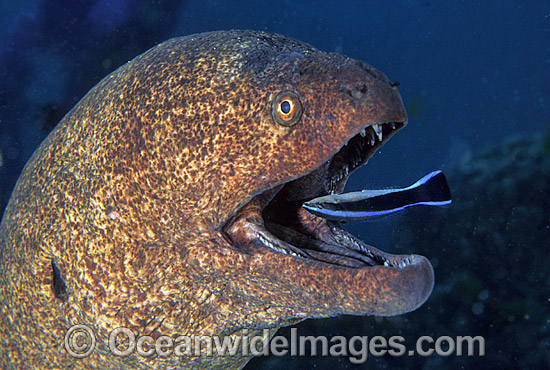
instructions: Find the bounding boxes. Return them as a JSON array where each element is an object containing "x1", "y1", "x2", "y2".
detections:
[{"x1": 327, "y1": 121, "x2": 405, "y2": 194}]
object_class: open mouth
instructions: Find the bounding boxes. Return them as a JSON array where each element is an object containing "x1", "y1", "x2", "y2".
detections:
[{"x1": 224, "y1": 121, "x2": 420, "y2": 269}]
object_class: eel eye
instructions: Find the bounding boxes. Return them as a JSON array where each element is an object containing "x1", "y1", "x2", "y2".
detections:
[{"x1": 272, "y1": 91, "x2": 302, "y2": 126}]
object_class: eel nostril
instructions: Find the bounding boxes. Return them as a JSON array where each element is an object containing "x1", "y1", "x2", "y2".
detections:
[
  {"x1": 351, "y1": 84, "x2": 368, "y2": 99},
  {"x1": 339, "y1": 83, "x2": 368, "y2": 99}
]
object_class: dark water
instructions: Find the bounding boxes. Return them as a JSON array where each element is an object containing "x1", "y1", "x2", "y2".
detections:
[{"x1": 1, "y1": 1, "x2": 549, "y2": 368}]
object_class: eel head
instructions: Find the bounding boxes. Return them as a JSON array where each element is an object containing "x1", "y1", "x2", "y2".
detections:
[{"x1": 188, "y1": 31, "x2": 436, "y2": 324}]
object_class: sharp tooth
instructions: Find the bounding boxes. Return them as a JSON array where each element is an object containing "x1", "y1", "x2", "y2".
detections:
[
  {"x1": 372, "y1": 124, "x2": 383, "y2": 141},
  {"x1": 391, "y1": 122, "x2": 396, "y2": 130},
  {"x1": 360, "y1": 128, "x2": 366, "y2": 137},
  {"x1": 367, "y1": 128, "x2": 375, "y2": 145}
]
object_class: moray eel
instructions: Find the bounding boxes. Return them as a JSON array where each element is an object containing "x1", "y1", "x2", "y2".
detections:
[{"x1": 0, "y1": 30, "x2": 433, "y2": 369}]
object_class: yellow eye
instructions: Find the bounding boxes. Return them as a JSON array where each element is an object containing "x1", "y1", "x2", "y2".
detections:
[{"x1": 272, "y1": 91, "x2": 302, "y2": 126}]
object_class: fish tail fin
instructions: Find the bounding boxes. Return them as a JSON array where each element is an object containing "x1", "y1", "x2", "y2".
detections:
[{"x1": 414, "y1": 170, "x2": 452, "y2": 205}]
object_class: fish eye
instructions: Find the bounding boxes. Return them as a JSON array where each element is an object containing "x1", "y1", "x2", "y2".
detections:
[{"x1": 272, "y1": 91, "x2": 302, "y2": 126}]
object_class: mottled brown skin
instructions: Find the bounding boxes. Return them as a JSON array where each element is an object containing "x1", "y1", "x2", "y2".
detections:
[{"x1": 0, "y1": 30, "x2": 432, "y2": 369}]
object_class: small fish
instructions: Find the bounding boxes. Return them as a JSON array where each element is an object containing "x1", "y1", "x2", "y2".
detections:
[{"x1": 302, "y1": 170, "x2": 451, "y2": 222}]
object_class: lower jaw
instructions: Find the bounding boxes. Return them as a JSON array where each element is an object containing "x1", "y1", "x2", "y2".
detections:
[{"x1": 223, "y1": 200, "x2": 434, "y2": 317}]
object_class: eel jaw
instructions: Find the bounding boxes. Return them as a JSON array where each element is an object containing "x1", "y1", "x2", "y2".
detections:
[{"x1": 223, "y1": 120, "x2": 434, "y2": 315}]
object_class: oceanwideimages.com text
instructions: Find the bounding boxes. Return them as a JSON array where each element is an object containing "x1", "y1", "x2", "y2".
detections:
[{"x1": 65, "y1": 325, "x2": 485, "y2": 364}]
